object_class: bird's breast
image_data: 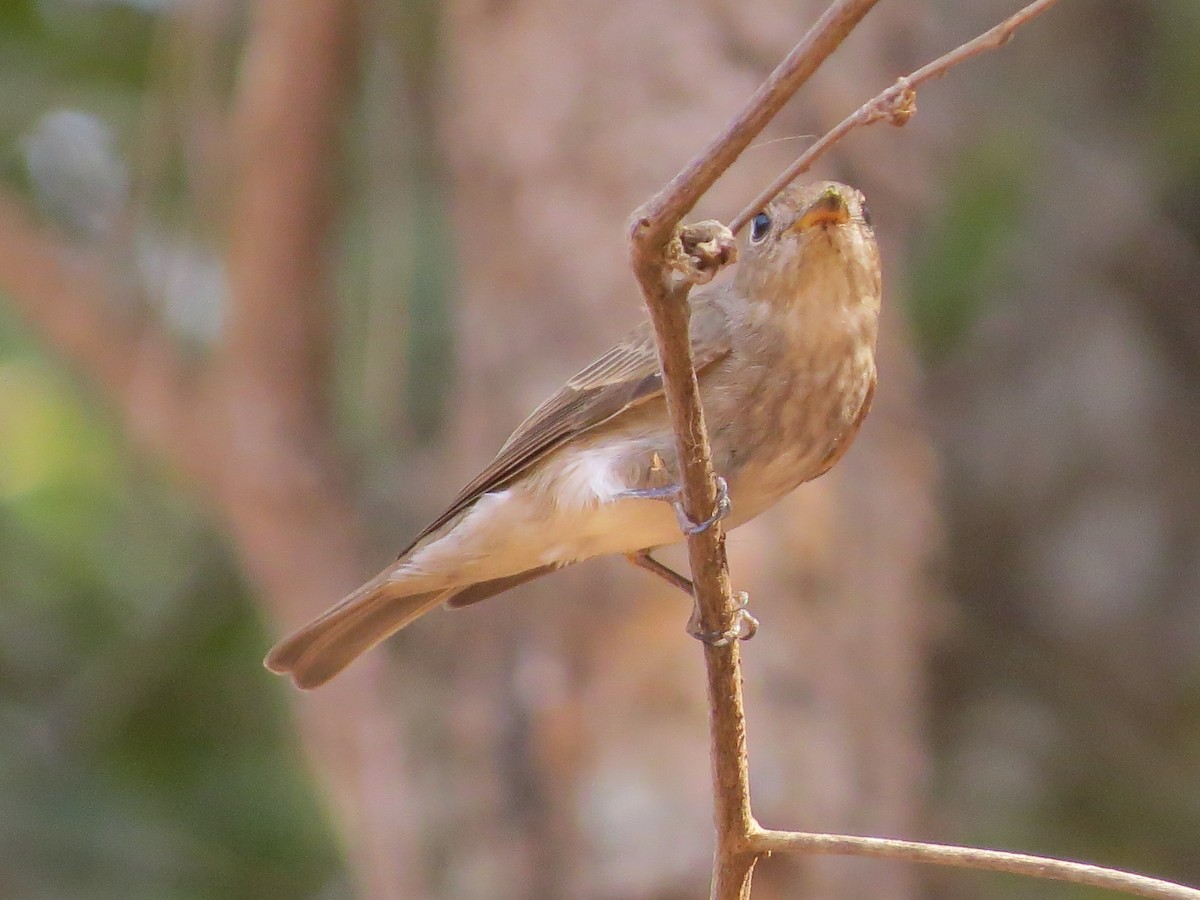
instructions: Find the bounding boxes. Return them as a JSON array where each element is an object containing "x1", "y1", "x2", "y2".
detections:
[{"x1": 709, "y1": 339, "x2": 875, "y2": 524}]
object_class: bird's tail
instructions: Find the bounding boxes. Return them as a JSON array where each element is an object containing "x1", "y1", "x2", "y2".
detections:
[{"x1": 264, "y1": 568, "x2": 448, "y2": 690}]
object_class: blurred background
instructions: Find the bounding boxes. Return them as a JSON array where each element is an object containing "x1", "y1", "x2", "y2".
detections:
[{"x1": 1, "y1": 0, "x2": 1197, "y2": 897}]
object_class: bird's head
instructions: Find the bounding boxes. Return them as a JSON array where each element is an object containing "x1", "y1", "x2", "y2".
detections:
[{"x1": 733, "y1": 180, "x2": 879, "y2": 316}]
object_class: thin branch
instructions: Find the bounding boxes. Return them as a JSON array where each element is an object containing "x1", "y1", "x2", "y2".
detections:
[
  {"x1": 629, "y1": 3, "x2": 883, "y2": 897},
  {"x1": 630, "y1": 0, "x2": 881, "y2": 246},
  {"x1": 730, "y1": 0, "x2": 1062, "y2": 234},
  {"x1": 632, "y1": 226, "x2": 753, "y2": 898},
  {"x1": 752, "y1": 830, "x2": 1200, "y2": 900}
]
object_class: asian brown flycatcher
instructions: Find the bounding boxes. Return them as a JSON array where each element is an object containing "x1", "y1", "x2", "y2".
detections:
[{"x1": 267, "y1": 180, "x2": 880, "y2": 689}]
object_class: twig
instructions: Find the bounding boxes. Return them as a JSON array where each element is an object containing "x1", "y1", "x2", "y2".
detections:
[
  {"x1": 629, "y1": 2, "x2": 881, "y2": 897},
  {"x1": 631, "y1": 0, "x2": 881, "y2": 247},
  {"x1": 633, "y1": 229, "x2": 753, "y2": 897},
  {"x1": 730, "y1": 0, "x2": 1061, "y2": 234},
  {"x1": 751, "y1": 830, "x2": 1200, "y2": 900}
]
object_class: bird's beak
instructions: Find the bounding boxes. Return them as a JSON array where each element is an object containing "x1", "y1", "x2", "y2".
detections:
[{"x1": 790, "y1": 188, "x2": 851, "y2": 232}]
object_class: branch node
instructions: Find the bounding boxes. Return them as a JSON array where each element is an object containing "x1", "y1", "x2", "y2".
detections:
[
  {"x1": 667, "y1": 219, "x2": 738, "y2": 286},
  {"x1": 884, "y1": 79, "x2": 918, "y2": 126}
]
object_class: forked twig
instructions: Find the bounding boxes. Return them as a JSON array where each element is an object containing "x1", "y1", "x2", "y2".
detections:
[
  {"x1": 628, "y1": 1, "x2": 1200, "y2": 899},
  {"x1": 629, "y1": 2, "x2": 881, "y2": 894},
  {"x1": 731, "y1": 0, "x2": 1061, "y2": 234}
]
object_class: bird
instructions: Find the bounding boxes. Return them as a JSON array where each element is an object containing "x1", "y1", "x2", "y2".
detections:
[{"x1": 266, "y1": 180, "x2": 881, "y2": 689}]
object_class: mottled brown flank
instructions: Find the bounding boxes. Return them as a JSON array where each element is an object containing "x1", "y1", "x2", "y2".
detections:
[{"x1": 266, "y1": 181, "x2": 882, "y2": 688}]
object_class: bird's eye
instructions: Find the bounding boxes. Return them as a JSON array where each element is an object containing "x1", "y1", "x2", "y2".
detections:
[
  {"x1": 750, "y1": 211, "x2": 771, "y2": 243},
  {"x1": 860, "y1": 200, "x2": 873, "y2": 228}
]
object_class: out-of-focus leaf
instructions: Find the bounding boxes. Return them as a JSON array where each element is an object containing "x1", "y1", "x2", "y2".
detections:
[{"x1": 906, "y1": 133, "x2": 1031, "y2": 362}]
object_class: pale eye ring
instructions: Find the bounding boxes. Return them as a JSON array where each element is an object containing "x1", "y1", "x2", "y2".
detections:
[{"x1": 749, "y1": 211, "x2": 771, "y2": 243}]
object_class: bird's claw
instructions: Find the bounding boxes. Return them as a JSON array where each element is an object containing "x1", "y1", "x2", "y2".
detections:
[
  {"x1": 673, "y1": 475, "x2": 731, "y2": 535},
  {"x1": 619, "y1": 475, "x2": 732, "y2": 537},
  {"x1": 687, "y1": 591, "x2": 758, "y2": 647}
]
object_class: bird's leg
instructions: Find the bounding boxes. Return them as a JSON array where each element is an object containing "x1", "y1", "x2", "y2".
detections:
[
  {"x1": 619, "y1": 475, "x2": 732, "y2": 535},
  {"x1": 626, "y1": 549, "x2": 694, "y2": 594},
  {"x1": 625, "y1": 549, "x2": 758, "y2": 647}
]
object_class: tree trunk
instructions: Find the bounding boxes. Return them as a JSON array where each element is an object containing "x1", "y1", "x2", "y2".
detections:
[{"x1": 218, "y1": 1, "x2": 426, "y2": 896}]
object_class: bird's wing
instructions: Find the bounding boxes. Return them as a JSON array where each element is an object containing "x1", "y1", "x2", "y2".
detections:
[
  {"x1": 806, "y1": 374, "x2": 876, "y2": 482},
  {"x1": 398, "y1": 291, "x2": 734, "y2": 556}
]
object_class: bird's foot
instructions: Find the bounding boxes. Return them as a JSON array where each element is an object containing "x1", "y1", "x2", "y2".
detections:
[
  {"x1": 687, "y1": 591, "x2": 759, "y2": 648},
  {"x1": 676, "y1": 475, "x2": 731, "y2": 535},
  {"x1": 620, "y1": 475, "x2": 731, "y2": 536},
  {"x1": 625, "y1": 552, "x2": 757, "y2": 647}
]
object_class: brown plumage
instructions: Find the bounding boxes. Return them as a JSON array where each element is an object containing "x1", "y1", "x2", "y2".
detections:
[{"x1": 266, "y1": 181, "x2": 881, "y2": 689}]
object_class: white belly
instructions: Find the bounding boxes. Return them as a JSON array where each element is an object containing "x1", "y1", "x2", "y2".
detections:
[{"x1": 395, "y1": 441, "x2": 683, "y2": 590}]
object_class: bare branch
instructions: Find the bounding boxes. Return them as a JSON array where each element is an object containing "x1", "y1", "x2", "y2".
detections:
[
  {"x1": 632, "y1": 224, "x2": 755, "y2": 898},
  {"x1": 752, "y1": 830, "x2": 1200, "y2": 900},
  {"x1": 630, "y1": 0, "x2": 881, "y2": 246},
  {"x1": 730, "y1": 0, "x2": 1062, "y2": 234},
  {"x1": 629, "y1": 3, "x2": 885, "y2": 896}
]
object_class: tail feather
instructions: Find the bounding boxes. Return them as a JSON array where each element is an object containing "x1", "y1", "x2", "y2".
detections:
[
  {"x1": 265, "y1": 572, "x2": 448, "y2": 689},
  {"x1": 442, "y1": 564, "x2": 560, "y2": 609},
  {"x1": 266, "y1": 563, "x2": 569, "y2": 689}
]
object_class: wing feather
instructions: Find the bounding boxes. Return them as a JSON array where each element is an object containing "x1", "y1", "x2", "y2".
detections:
[{"x1": 398, "y1": 290, "x2": 733, "y2": 556}]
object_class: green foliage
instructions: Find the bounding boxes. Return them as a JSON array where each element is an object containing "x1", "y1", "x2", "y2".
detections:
[
  {"x1": 405, "y1": 179, "x2": 455, "y2": 443},
  {"x1": 0, "y1": 3, "x2": 344, "y2": 894},
  {"x1": 906, "y1": 132, "x2": 1031, "y2": 362},
  {"x1": 1150, "y1": 0, "x2": 1200, "y2": 179},
  {"x1": 0, "y1": 322, "x2": 343, "y2": 898}
]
